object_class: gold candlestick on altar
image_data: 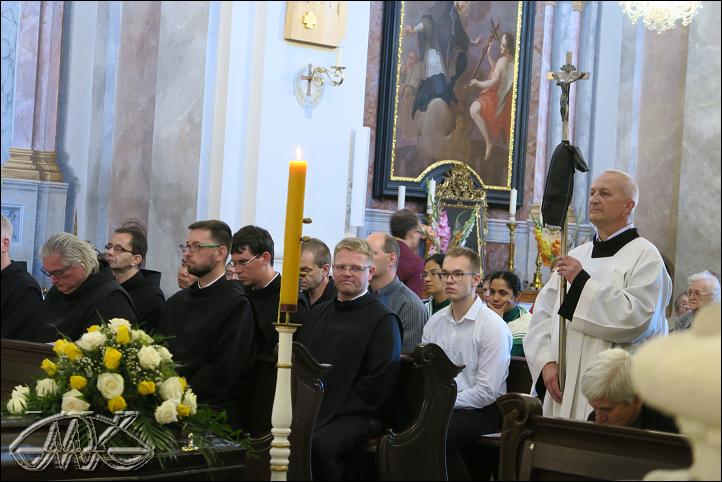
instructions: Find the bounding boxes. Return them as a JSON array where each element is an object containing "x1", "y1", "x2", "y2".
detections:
[
  {"x1": 533, "y1": 251, "x2": 543, "y2": 290},
  {"x1": 506, "y1": 219, "x2": 517, "y2": 272}
]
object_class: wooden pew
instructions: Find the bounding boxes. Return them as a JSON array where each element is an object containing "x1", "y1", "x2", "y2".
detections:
[
  {"x1": 497, "y1": 393, "x2": 692, "y2": 481},
  {"x1": 1, "y1": 338, "x2": 54, "y2": 401},
  {"x1": 374, "y1": 343, "x2": 464, "y2": 481},
  {"x1": 243, "y1": 342, "x2": 330, "y2": 481}
]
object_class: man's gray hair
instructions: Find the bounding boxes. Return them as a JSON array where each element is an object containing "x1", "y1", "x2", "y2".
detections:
[
  {"x1": 1, "y1": 215, "x2": 12, "y2": 241},
  {"x1": 688, "y1": 271, "x2": 721, "y2": 302},
  {"x1": 40, "y1": 233, "x2": 99, "y2": 276},
  {"x1": 601, "y1": 169, "x2": 639, "y2": 215},
  {"x1": 581, "y1": 348, "x2": 636, "y2": 403}
]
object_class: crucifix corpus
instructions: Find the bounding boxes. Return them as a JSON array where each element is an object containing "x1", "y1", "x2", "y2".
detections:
[{"x1": 542, "y1": 51, "x2": 589, "y2": 393}]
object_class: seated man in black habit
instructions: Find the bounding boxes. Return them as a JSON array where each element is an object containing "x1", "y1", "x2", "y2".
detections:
[
  {"x1": 32, "y1": 233, "x2": 138, "y2": 342},
  {"x1": 295, "y1": 237, "x2": 337, "y2": 325},
  {"x1": 104, "y1": 226, "x2": 165, "y2": 332},
  {"x1": 229, "y1": 225, "x2": 280, "y2": 357},
  {"x1": 158, "y1": 220, "x2": 256, "y2": 430},
  {"x1": 298, "y1": 237, "x2": 402, "y2": 481},
  {"x1": 1, "y1": 214, "x2": 42, "y2": 340}
]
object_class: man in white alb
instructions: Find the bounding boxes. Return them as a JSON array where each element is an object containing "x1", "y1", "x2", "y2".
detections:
[{"x1": 524, "y1": 169, "x2": 671, "y2": 420}]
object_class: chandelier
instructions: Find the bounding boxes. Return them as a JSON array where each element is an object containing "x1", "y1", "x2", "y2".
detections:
[{"x1": 619, "y1": 2, "x2": 703, "y2": 33}]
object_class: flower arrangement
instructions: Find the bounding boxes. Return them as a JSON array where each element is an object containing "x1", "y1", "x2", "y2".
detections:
[
  {"x1": 424, "y1": 184, "x2": 479, "y2": 255},
  {"x1": 4, "y1": 318, "x2": 241, "y2": 461},
  {"x1": 531, "y1": 216, "x2": 562, "y2": 267}
]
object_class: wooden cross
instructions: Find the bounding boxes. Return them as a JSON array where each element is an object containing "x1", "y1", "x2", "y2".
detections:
[{"x1": 547, "y1": 52, "x2": 589, "y2": 142}]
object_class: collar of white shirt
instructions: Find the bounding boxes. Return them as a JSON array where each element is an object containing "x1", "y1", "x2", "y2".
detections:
[
  {"x1": 198, "y1": 271, "x2": 226, "y2": 289},
  {"x1": 596, "y1": 223, "x2": 635, "y2": 242},
  {"x1": 445, "y1": 295, "x2": 483, "y2": 325}
]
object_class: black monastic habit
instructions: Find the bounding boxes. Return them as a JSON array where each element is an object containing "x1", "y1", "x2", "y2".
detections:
[
  {"x1": 158, "y1": 277, "x2": 256, "y2": 430},
  {"x1": 1, "y1": 261, "x2": 43, "y2": 341},
  {"x1": 248, "y1": 274, "x2": 281, "y2": 357},
  {"x1": 295, "y1": 278, "x2": 337, "y2": 325},
  {"x1": 121, "y1": 269, "x2": 165, "y2": 333},
  {"x1": 32, "y1": 264, "x2": 138, "y2": 342}
]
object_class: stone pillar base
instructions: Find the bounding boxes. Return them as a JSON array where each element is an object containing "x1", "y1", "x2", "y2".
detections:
[
  {"x1": 35, "y1": 151, "x2": 64, "y2": 182},
  {"x1": 1, "y1": 147, "x2": 39, "y2": 180}
]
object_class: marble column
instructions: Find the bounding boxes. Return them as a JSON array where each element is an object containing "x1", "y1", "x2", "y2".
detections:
[
  {"x1": 532, "y1": 1, "x2": 556, "y2": 204},
  {"x1": 1, "y1": 1, "x2": 64, "y2": 182},
  {"x1": 1, "y1": 1, "x2": 20, "y2": 165},
  {"x1": 567, "y1": 1, "x2": 584, "y2": 144}
]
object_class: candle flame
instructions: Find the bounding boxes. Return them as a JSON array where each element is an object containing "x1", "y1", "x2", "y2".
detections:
[{"x1": 296, "y1": 146, "x2": 303, "y2": 160}]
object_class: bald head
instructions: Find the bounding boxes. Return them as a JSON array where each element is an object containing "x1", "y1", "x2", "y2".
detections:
[{"x1": 589, "y1": 170, "x2": 638, "y2": 238}]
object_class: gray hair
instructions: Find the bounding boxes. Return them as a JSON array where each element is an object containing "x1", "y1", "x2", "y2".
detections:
[
  {"x1": 1, "y1": 215, "x2": 12, "y2": 241},
  {"x1": 601, "y1": 169, "x2": 639, "y2": 216},
  {"x1": 581, "y1": 348, "x2": 636, "y2": 403},
  {"x1": 688, "y1": 271, "x2": 721, "y2": 302},
  {"x1": 40, "y1": 233, "x2": 99, "y2": 276}
]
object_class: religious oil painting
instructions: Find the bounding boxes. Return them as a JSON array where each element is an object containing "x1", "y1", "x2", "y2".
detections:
[{"x1": 373, "y1": 1, "x2": 534, "y2": 207}]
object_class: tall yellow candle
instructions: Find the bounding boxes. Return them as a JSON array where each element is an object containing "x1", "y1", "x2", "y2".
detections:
[{"x1": 279, "y1": 147, "x2": 308, "y2": 313}]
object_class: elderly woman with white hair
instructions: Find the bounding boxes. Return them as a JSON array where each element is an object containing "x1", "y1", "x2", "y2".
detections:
[
  {"x1": 581, "y1": 348, "x2": 678, "y2": 433},
  {"x1": 31, "y1": 232, "x2": 137, "y2": 342},
  {"x1": 674, "y1": 271, "x2": 721, "y2": 331}
]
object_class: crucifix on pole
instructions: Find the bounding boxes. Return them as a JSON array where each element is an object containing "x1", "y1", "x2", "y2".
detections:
[{"x1": 544, "y1": 51, "x2": 589, "y2": 393}]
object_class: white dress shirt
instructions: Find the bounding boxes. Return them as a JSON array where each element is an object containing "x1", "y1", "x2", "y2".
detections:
[{"x1": 423, "y1": 296, "x2": 512, "y2": 409}]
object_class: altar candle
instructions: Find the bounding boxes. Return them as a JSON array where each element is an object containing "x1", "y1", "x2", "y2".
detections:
[
  {"x1": 509, "y1": 188, "x2": 517, "y2": 220},
  {"x1": 336, "y1": 47, "x2": 343, "y2": 66},
  {"x1": 279, "y1": 147, "x2": 308, "y2": 313},
  {"x1": 397, "y1": 185, "x2": 406, "y2": 211}
]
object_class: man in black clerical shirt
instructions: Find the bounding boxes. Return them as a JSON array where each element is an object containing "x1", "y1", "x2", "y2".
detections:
[
  {"x1": 158, "y1": 220, "x2": 256, "y2": 430},
  {"x1": 105, "y1": 226, "x2": 165, "y2": 332},
  {"x1": 32, "y1": 233, "x2": 138, "y2": 342},
  {"x1": 229, "y1": 225, "x2": 280, "y2": 357},
  {"x1": 1, "y1": 215, "x2": 42, "y2": 340},
  {"x1": 298, "y1": 237, "x2": 401, "y2": 481},
  {"x1": 296, "y1": 238, "x2": 336, "y2": 325}
]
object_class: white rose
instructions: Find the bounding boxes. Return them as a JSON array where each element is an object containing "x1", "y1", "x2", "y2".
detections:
[
  {"x1": 108, "y1": 318, "x2": 132, "y2": 332},
  {"x1": 137, "y1": 345, "x2": 162, "y2": 370},
  {"x1": 156, "y1": 346, "x2": 173, "y2": 361},
  {"x1": 154, "y1": 400, "x2": 178, "y2": 425},
  {"x1": 7, "y1": 396, "x2": 27, "y2": 414},
  {"x1": 61, "y1": 389, "x2": 90, "y2": 413},
  {"x1": 76, "y1": 331, "x2": 107, "y2": 351},
  {"x1": 36, "y1": 378, "x2": 59, "y2": 397},
  {"x1": 182, "y1": 389, "x2": 197, "y2": 415},
  {"x1": 11, "y1": 385, "x2": 30, "y2": 399},
  {"x1": 159, "y1": 377, "x2": 183, "y2": 402},
  {"x1": 96, "y1": 373, "x2": 125, "y2": 400},
  {"x1": 131, "y1": 329, "x2": 153, "y2": 345}
]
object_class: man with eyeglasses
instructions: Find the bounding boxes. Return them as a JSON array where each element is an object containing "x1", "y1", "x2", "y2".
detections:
[
  {"x1": 422, "y1": 246, "x2": 511, "y2": 481},
  {"x1": 105, "y1": 226, "x2": 165, "y2": 332},
  {"x1": 32, "y1": 232, "x2": 138, "y2": 342},
  {"x1": 390, "y1": 209, "x2": 426, "y2": 298},
  {"x1": 1, "y1": 214, "x2": 42, "y2": 340},
  {"x1": 158, "y1": 220, "x2": 256, "y2": 430},
  {"x1": 674, "y1": 271, "x2": 721, "y2": 331},
  {"x1": 298, "y1": 237, "x2": 401, "y2": 481},
  {"x1": 230, "y1": 225, "x2": 281, "y2": 358},
  {"x1": 367, "y1": 232, "x2": 428, "y2": 352},
  {"x1": 525, "y1": 170, "x2": 672, "y2": 422}
]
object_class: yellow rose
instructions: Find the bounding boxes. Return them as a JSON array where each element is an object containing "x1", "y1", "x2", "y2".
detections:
[
  {"x1": 87, "y1": 325, "x2": 100, "y2": 332},
  {"x1": 70, "y1": 375, "x2": 87, "y2": 390},
  {"x1": 64, "y1": 343, "x2": 83, "y2": 361},
  {"x1": 41, "y1": 359, "x2": 57, "y2": 377},
  {"x1": 107, "y1": 395, "x2": 127, "y2": 413},
  {"x1": 53, "y1": 339, "x2": 68, "y2": 356},
  {"x1": 179, "y1": 377, "x2": 187, "y2": 393},
  {"x1": 176, "y1": 403, "x2": 191, "y2": 418},
  {"x1": 104, "y1": 347, "x2": 122, "y2": 370},
  {"x1": 115, "y1": 325, "x2": 130, "y2": 345},
  {"x1": 137, "y1": 381, "x2": 156, "y2": 396}
]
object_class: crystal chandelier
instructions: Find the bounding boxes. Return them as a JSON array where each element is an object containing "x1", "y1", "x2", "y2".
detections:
[{"x1": 619, "y1": 2, "x2": 703, "y2": 33}]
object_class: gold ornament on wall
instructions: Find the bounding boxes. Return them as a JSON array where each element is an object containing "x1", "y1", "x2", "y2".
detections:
[{"x1": 285, "y1": 1, "x2": 348, "y2": 47}]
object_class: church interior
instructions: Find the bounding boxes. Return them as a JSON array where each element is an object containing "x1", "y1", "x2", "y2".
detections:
[{"x1": 1, "y1": 1, "x2": 720, "y2": 480}]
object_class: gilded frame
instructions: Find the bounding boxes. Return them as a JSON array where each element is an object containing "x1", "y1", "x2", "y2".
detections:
[{"x1": 373, "y1": 1, "x2": 534, "y2": 208}]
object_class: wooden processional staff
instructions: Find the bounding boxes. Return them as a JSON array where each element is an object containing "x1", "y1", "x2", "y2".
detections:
[{"x1": 542, "y1": 52, "x2": 589, "y2": 392}]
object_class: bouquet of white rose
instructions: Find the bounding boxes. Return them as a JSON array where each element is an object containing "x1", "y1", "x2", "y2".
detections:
[{"x1": 4, "y1": 318, "x2": 242, "y2": 462}]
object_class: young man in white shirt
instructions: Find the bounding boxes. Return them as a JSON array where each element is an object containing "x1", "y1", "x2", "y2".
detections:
[{"x1": 422, "y1": 246, "x2": 512, "y2": 481}]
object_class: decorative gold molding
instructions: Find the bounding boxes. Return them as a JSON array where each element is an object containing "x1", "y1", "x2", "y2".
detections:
[
  {"x1": 571, "y1": 1, "x2": 584, "y2": 13},
  {"x1": 2, "y1": 147, "x2": 40, "y2": 180},
  {"x1": 34, "y1": 150, "x2": 64, "y2": 182}
]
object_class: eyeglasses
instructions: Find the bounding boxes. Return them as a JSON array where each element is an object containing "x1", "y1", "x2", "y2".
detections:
[
  {"x1": 227, "y1": 254, "x2": 260, "y2": 268},
  {"x1": 439, "y1": 271, "x2": 478, "y2": 282},
  {"x1": 104, "y1": 243, "x2": 135, "y2": 255},
  {"x1": 420, "y1": 271, "x2": 442, "y2": 280},
  {"x1": 686, "y1": 289, "x2": 711, "y2": 298},
  {"x1": 41, "y1": 265, "x2": 73, "y2": 278},
  {"x1": 178, "y1": 242, "x2": 221, "y2": 254},
  {"x1": 333, "y1": 264, "x2": 371, "y2": 274}
]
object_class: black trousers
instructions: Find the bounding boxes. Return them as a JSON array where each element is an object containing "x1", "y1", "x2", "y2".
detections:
[
  {"x1": 446, "y1": 405, "x2": 501, "y2": 481},
  {"x1": 311, "y1": 415, "x2": 372, "y2": 481}
]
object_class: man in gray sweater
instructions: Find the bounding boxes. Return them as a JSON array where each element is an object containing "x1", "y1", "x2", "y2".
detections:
[{"x1": 367, "y1": 232, "x2": 429, "y2": 352}]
